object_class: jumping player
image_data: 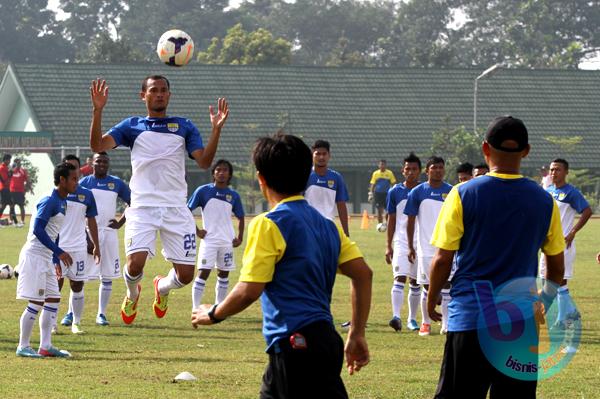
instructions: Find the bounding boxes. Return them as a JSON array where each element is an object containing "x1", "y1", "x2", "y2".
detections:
[
  {"x1": 188, "y1": 160, "x2": 244, "y2": 309},
  {"x1": 89, "y1": 76, "x2": 229, "y2": 324}
]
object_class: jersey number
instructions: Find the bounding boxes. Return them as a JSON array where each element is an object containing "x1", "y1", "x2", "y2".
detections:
[
  {"x1": 76, "y1": 260, "x2": 85, "y2": 276},
  {"x1": 184, "y1": 234, "x2": 196, "y2": 250}
]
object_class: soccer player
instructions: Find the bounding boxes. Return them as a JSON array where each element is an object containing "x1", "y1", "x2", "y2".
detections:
[
  {"x1": 89, "y1": 76, "x2": 229, "y2": 324},
  {"x1": 473, "y1": 163, "x2": 489, "y2": 177},
  {"x1": 9, "y1": 158, "x2": 29, "y2": 227},
  {"x1": 192, "y1": 133, "x2": 372, "y2": 398},
  {"x1": 404, "y1": 156, "x2": 452, "y2": 336},
  {"x1": 15, "y1": 162, "x2": 78, "y2": 358},
  {"x1": 57, "y1": 155, "x2": 101, "y2": 334},
  {"x1": 304, "y1": 140, "x2": 350, "y2": 236},
  {"x1": 369, "y1": 159, "x2": 396, "y2": 228},
  {"x1": 539, "y1": 158, "x2": 592, "y2": 327},
  {"x1": 0, "y1": 153, "x2": 12, "y2": 225},
  {"x1": 456, "y1": 162, "x2": 473, "y2": 183},
  {"x1": 385, "y1": 153, "x2": 421, "y2": 332},
  {"x1": 188, "y1": 159, "x2": 244, "y2": 309},
  {"x1": 79, "y1": 152, "x2": 131, "y2": 326},
  {"x1": 427, "y1": 116, "x2": 565, "y2": 398}
]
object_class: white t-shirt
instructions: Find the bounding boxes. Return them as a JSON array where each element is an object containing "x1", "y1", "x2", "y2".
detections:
[
  {"x1": 59, "y1": 186, "x2": 97, "y2": 252},
  {"x1": 79, "y1": 174, "x2": 131, "y2": 230}
]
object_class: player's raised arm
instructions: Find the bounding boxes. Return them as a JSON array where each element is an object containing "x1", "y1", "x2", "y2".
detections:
[
  {"x1": 191, "y1": 98, "x2": 229, "y2": 169},
  {"x1": 89, "y1": 79, "x2": 116, "y2": 152}
]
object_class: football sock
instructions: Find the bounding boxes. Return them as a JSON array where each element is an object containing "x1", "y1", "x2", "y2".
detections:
[
  {"x1": 408, "y1": 284, "x2": 420, "y2": 322},
  {"x1": 441, "y1": 288, "x2": 451, "y2": 331},
  {"x1": 192, "y1": 276, "x2": 206, "y2": 309},
  {"x1": 98, "y1": 279, "x2": 112, "y2": 316},
  {"x1": 421, "y1": 288, "x2": 431, "y2": 325},
  {"x1": 70, "y1": 289, "x2": 84, "y2": 324},
  {"x1": 215, "y1": 277, "x2": 229, "y2": 304},
  {"x1": 39, "y1": 303, "x2": 58, "y2": 350},
  {"x1": 123, "y1": 268, "x2": 142, "y2": 300},
  {"x1": 19, "y1": 303, "x2": 41, "y2": 348},
  {"x1": 157, "y1": 267, "x2": 184, "y2": 296},
  {"x1": 391, "y1": 282, "x2": 405, "y2": 319}
]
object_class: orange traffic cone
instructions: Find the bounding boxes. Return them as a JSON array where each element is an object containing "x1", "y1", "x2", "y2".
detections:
[{"x1": 360, "y1": 210, "x2": 370, "y2": 230}]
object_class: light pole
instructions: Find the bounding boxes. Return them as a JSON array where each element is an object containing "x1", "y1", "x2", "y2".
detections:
[{"x1": 474, "y1": 63, "x2": 501, "y2": 134}]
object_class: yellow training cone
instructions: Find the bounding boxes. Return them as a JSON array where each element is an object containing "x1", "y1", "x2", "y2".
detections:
[{"x1": 360, "y1": 210, "x2": 370, "y2": 230}]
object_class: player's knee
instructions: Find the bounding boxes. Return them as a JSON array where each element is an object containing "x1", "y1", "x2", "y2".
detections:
[
  {"x1": 175, "y1": 268, "x2": 195, "y2": 284},
  {"x1": 70, "y1": 280, "x2": 84, "y2": 292},
  {"x1": 217, "y1": 270, "x2": 229, "y2": 279}
]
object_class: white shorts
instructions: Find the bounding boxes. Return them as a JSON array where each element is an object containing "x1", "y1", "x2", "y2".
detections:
[
  {"x1": 16, "y1": 250, "x2": 61, "y2": 302},
  {"x1": 392, "y1": 247, "x2": 416, "y2": 279},
  {"x1": 539, "y1": 244, "x2": 575, "y2": 280},
  {"x1": 417, "y1": 255, "x2": 433, "y2": 285},
  {"x1": 197, "y1": 242, "x2": 235, "y2": 271},
  {"x1": 124, "y1": 207, "x2": 197, "y2": 266},
  {"x1": 449, "y1": 257, "x2": 457, "y2": 282},
  {"x1": 60, "y1": 250, "x2": 94, "y2": 281},
  {"x1": 88, "y1": 229, "x2": 121, "y2": 280}
]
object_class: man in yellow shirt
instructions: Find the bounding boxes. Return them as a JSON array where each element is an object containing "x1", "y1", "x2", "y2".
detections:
[{"x1": 369, "y1": 160, "x2": 397, "y2": 228}]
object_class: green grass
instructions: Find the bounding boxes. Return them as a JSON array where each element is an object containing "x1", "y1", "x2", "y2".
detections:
[{"x1": 1, "y1": 217, "x2": 600, "y2": 398}]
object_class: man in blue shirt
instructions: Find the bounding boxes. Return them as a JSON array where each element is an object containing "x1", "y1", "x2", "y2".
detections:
[{"x1": 192, "y1": 133, "x2": 372, "y2": 398}]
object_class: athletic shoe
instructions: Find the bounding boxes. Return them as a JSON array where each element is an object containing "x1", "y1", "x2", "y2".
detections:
[
  {"x1": 340, "y1": 321, "x2": 351, "y2": 328},
  {"x1": 16, "y1": 346, "x2": 42, "y2": 358},
  {"x1": 120, "y1": 284, "x2": 141, "y2": 325},
  {"x1": 71, "y1": 323, "x2": 85, "y2": 334},
  {"x1": 38, "y1": 346, "x2": 72, "y2": 358},
  {"x1": 96, "y1": 314, "x2": 109, "y2": 326},
  {"x1": 153, "y1": 276, "x2": 169, "y2": 318},
  {"x1": 388, "y1": 317, "x2": 402, "y2": 332},
  {"x1": 60, "y1": 312, "x2": 73, "y2": 326},
  {"x1": 406, "y1": 319, "x2": 419, "y2": 331},
  {"x1": 418, "y1": 323, "x2": 431, "y2": 336}
]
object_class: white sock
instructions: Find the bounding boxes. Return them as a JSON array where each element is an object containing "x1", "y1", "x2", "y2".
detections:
[
  {"x1": 19, "y1": 303, "x2": 41, "y2": 349},
  {"x1": 98, "y1": 279, "x2": 112, "y2": 316},
  {"x1": 67, "y1": 291, "x2": 73, "y2": 314},
  {"x1": 192, "y1": 276, "x2": 206, "y2": 310},
  {"x1": 70, "y1": 289, "x2": 84, "y2": 324},
  {"x1": 441, "y1": 288, "x2": 451, "y2": 331},
  {"x1": 215, "y1": 277, "x2": 229, "y2": 304},
  {"x1": 157, "y1": 268, "x2": 184, "y2": 296},
  {"x1": 391, "y1": 282, "x2": 405, "y2": 319},
  {"x1": 408, "y1": 284, "x2": 420, "y2": 322},
  {"x1": 123, "y1": 268, "x2": 142, "y2": 300},
  {"x1": 39, "y1": 303, "x2": 59, "y2": 350},
  {"x1": 421, "y1": 288, "x2": 431, "y2": 325}
]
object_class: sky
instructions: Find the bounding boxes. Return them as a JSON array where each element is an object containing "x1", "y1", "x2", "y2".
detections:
[{"x1": 46, "y1": 0, "x2": 598, "y2": 69}]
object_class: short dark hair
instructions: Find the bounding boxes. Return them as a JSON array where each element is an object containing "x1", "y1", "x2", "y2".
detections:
[
  {"x1": 426, "y1": 156, "x2": 445, "y2": 170},
  {"x1": 551, "y1": 158, "x2": 569, "y2": 170},
  {"x1": 311, "y1": 140, "x2": 330, "y2": 152},
  {"x1": 404, "y1": 152, "x2": 421, "y2": 170},
  {"x1": 54, "y1": 162, "x2": 76, "y2": 185},
  {"x1": 95, "y1": 151, "x2": 109, "y2": 157},
  {"x1": 2, "y1": 154, "x2": 11, "y2": 162},
  {"x1": 379, "y1": 159, "x2": 387, "y2": 164},
  {"x1": 456, "y1": 162, "x2": 474, "y2": 174},
  {"x1": 252, "y1": 133, "x2": 312, "y2": 195},
  {"x1": 142, "y1": 75, "x2": 170, "y2": 92},
  {"x1": 212, "y1": 159, "x2": 234, "y2": 184},
  {"x1": 474, "y1": 163, "x2": 489, "y2": 170},
  {"x1": 62, "y1": 154, "x2": 81, "y2": 167}
]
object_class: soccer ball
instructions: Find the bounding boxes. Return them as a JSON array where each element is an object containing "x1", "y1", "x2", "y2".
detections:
[
  {"x1": 156, "y1": 29, "x2": 194, "y2": 67},
  {"x1": 376, "y1": 222, "x2": 387, "y2": 233},
  {"x1": 0, "y1": 264, "x2": 14, "y2": 279}
]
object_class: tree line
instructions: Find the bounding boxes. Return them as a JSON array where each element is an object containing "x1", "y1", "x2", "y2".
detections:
[{"x1": 1, "y1": 0, "x2": 599, "y2": 68}]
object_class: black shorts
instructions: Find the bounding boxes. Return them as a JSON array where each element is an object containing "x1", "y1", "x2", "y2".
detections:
[
  {"x1": 0, "y1": 189, "x2": 11, "y2": 206},
  {"x1": 374, "y1": 192, "x2": 387, "y2": 209},
  {"x1": 11, "y1": 191, "x2": 25, "y2": 206},
  {"x1": 260, "y1": 320, "x2": 348, "y2": 399},
  {"x1": 435, "y1": 330, "x2": 537, "y2": 399}
]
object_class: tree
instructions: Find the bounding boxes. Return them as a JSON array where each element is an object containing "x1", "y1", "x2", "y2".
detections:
[
  {"x1": 197, "y1": 24, "x2": 291, "y2": 65},
  {"x1": 76, "y1": 32, "x2": 147, "y2": 63},
  {"x1": 430, "y1": 118, "x2": 483, "y2": 183}
]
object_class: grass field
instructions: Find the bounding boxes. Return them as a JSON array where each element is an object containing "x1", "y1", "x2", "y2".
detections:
[{"x1": 1, "y1": 216, "x2": 599, "y2": 398}]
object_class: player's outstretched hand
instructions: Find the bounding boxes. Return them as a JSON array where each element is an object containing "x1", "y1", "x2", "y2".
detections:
[
  {"x1": 209, "y1": 98, "x2": 229, "y2": 131},
  {"x1": 191, "y1": 304, "x2": 213, "y2": 328},
  {"x1": 345, "y1": 335, "x2": 369, "y2": 375},
  {"x1": 90, "y1": 79, "x2": 109, "y2": 110},
  {"x1": 58, "y1": 252, "x2": 73, "y2": 267}
]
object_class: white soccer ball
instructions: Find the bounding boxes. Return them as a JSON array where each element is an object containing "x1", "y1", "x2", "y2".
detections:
[
  {"x1": 156, "y1": 29, "x2": 194, "y2": 67},
  {"x1": 376, "y1": 222, "x2": 387, "y2": 233},
  {"x1": 0, "y1": 264, "x2": 14, "y2": 279}
]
